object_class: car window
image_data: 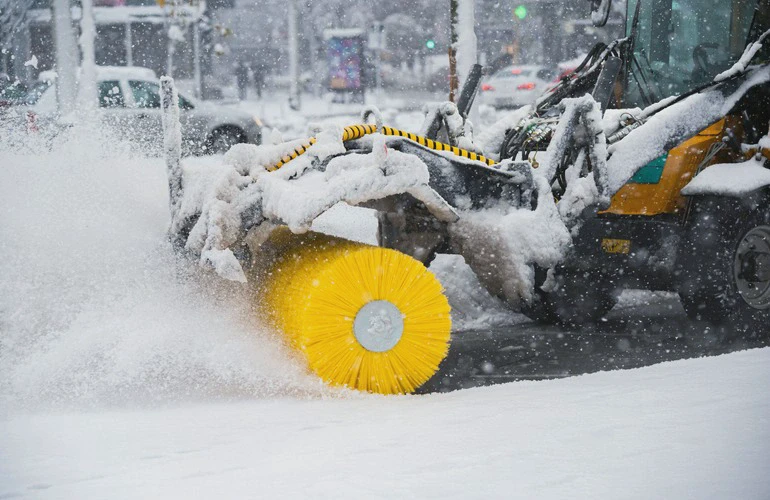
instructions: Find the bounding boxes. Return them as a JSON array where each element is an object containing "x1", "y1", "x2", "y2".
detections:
[
  {"x1": 129, "y1": 80, "x2": 193, "y2": 110},
  {"x1": 177, "y1": 94, "x2": 194, "y2": 110},
  {"x1": 98, "y1": 80, "x2": 125, "y2": 108},
  {"x1": 128, "y1": 80, "x2": 161, "y2": 108}
]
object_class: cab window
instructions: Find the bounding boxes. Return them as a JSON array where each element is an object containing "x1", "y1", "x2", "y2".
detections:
[{"x1": 625, "y1": 0, "x2": 756, "y2": 107}]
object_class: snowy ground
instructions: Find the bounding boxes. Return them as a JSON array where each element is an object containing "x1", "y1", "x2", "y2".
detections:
[
  {"x1": 1, "y1": 112, "x2": 768, "y2": 499},
  {"x1": 2, "y1": 350, "x2": 769, "y2": 499}
]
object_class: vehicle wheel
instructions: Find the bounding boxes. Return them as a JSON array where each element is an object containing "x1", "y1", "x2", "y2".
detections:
[
  {"x1": 521, "y1": 266, "x2": 617, "y2": 327},
  {"x1": 205, "y1": 127, "x2": 245, "y2": 154},
  {"x1": 678, "y1": 195, "x2": 770, "y2": 336}
]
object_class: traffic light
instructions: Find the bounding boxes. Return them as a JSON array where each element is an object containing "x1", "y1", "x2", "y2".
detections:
[
  {"x1": 425, "y1": 39, "x2": 436, "y2": 50},
  {"x1": 514, "y1": 5, "x2": 528, "y2": 19}
]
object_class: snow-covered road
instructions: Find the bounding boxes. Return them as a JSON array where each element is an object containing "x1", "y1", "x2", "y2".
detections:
[{"x1": 2, "y1": 349, "x2": 769, "y2": 499}]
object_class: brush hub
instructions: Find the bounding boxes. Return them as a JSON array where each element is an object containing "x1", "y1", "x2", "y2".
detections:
[{"x1": 353, "y1": 300, "x2": 404, "y2": 352}]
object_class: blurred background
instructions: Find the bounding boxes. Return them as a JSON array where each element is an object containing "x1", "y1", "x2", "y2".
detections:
[{"x1": 1, "y1": 0, "x2": 624, "y2": 106}]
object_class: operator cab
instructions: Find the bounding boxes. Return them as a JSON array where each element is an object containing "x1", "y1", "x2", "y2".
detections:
[{"x1": 624, "y1": 0, "x2": 770, "y2": 108}]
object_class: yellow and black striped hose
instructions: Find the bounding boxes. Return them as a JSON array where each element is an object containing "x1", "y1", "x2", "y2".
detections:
[
  {"x1": 380, "y1": 126, "x2": 496, "y2": 167},
  {"x1": 266, "y1": 124, "x2": 497, "y2": 172}
]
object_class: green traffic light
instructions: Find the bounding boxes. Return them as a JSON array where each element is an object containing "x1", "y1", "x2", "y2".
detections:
[
  {"x1": 514, "y1": 5, "x2": 527, "y2": 19},
  {"x1": 426, "y1": 39, "x2": 436, "y2": 49}
]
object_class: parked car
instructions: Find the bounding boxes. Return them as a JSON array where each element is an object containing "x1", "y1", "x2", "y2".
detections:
[
  {"x1": 25, "y1": 66, "x2": 263, "y2": 154},
  {"x1": 479, "y1": 65, "x2": 558, "y2": 108}
]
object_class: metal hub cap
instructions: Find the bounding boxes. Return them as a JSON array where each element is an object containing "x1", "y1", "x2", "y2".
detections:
[
  {"x1": 734, "y1": 225, "x2": 770, "y2": 310},
  {"x1": 353, "y1": 300, "x2": 404, "y2": 352}
]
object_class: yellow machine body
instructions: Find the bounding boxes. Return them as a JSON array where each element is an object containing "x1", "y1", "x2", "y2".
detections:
[{"x1": 603, "y1": 119, "x2": 732, "y2": 217}]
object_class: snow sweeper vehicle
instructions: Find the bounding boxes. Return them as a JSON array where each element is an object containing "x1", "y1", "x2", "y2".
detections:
[
  {"x1": 162, "y1": 0, "x2": 770, "y2": 395},
  {"x1": 505, "y1": 0, "x2": 770, "y2": 330}
]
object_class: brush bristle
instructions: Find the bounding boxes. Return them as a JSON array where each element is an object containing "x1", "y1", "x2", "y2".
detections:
[{"x1": 257, "y1": 230, "x2": 451, "y2": 394}]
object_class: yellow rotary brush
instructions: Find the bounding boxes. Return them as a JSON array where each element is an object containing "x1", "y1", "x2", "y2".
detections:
[{"x1": 254, "y1": 230, "x2": 451, "y2": 394}]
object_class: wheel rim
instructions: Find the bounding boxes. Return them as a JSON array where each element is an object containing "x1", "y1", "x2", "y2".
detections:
[
  {"x1": 353, "y1": 300, "x2": 404, "y2": 352},
  {"x1": 734, "y1": 225, "x2": 770, "y2": 310}
]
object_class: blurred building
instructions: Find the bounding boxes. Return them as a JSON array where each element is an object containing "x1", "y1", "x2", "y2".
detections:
[
  {"x1": 3, "y1": 0, "x2": 627, "y2": 93},
  {"x1": 2, "y1": 0, "x2": 231, "y2": 90}
]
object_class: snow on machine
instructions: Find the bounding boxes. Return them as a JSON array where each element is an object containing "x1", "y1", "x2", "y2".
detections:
[{"x1": 162, "y1": 0, "x2": 770, "y2": 394}]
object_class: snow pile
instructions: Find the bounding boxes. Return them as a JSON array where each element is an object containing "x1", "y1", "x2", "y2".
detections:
[
  {"x1": 176, "y1": 125, "x2": 452, "y2": 282},
  {"x1": 449, "y1": 175, "x2": 572, "y2": 307},
  {"x1": 682, "y1": 155, "x2": 770, "y2": 196},
  {"x1": 429, "y1": 255, "x2": 522, "y2": 329},
  {"x1": 266, "y1": 136, "x2": 434, "y2": 228},
  {"x1": 178, "y1": 127, "x2": 344, "y2": 281},
  {"x1": 0, "y1": 128, "x2": 330, "y2": 412}
]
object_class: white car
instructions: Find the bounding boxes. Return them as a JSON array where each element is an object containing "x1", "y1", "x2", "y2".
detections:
[
  {"x1": 25, "y1": 66, "x2": 262, "y2": 154},
  {"x1": 479, "y1": 65, "x2": 558, "y2": 109}
]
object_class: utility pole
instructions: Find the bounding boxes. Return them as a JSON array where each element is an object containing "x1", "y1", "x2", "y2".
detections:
[
  {"x1": 448, "y1": 0, "x2": 458, "y2": 102},
  {"x1": 308, "y1": 29, "x2": 320, "y2": 97},
  {"x1": 287, "y1": 0, "x2": 300, "y2": 110},
  {"x1": 193, "y1": 20, "x2": 201, "y2": 98},
  {"x1": 165, "y1": 0, "x2": 180, "y2": 77},
  {"x1": 374, "y1": 21, "x2": 384, "y2": 97},
  {"x1": 456, "y1": 0, "x2": 478, "y2": 126},
  {"x1": 53, "y1": 0, "x2": 78, "y2": 116},
  {"x1": 455, "y1": 0, "x2": 477, "y2": 86},
  {"x1": 78, "y1": 0, "x2": 98, "y2": 113},
  {"x1": 125, "y1": 21, "x2": 133, "y2": 66}
]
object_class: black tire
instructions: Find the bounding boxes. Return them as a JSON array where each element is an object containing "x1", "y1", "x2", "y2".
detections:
[
  {"x1": 205, "y1": 126, "x2": 246, "y2": 154},
  {"x1": 521, "y1": 266, "x2": 617, "y2": 327},
  {"x1": 677, "y1": 194, "x2": 770, "y2": 337}
]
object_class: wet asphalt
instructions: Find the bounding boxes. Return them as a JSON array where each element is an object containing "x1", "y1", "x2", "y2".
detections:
[{"x1": 421, "y1": 295, "x2": 770, "y2": 393}]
